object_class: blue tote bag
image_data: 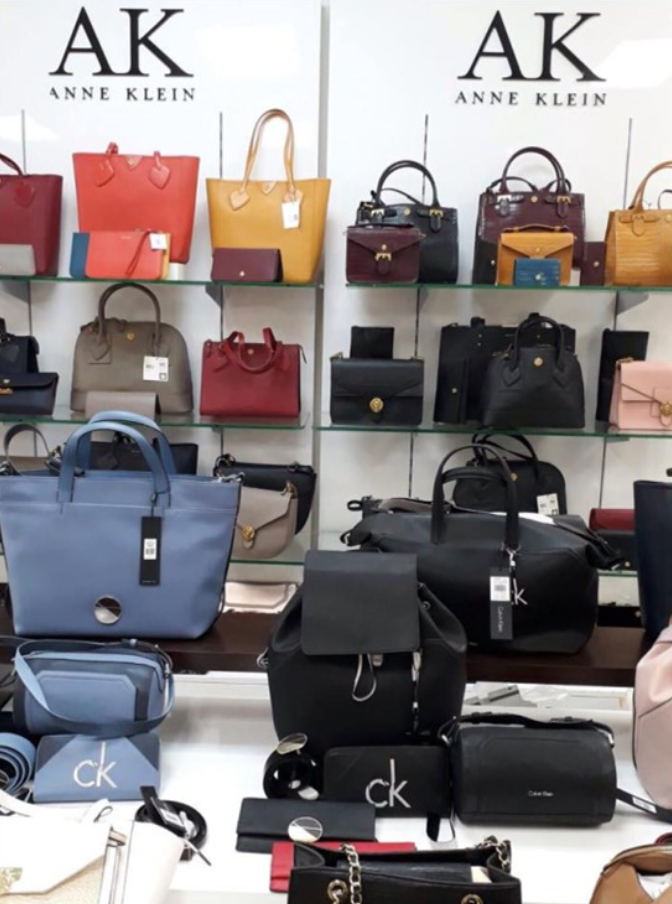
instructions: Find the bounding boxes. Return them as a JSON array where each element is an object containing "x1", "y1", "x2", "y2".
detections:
[{"x1": 0, "y1": 419, "x2": 240, "y2": 639}]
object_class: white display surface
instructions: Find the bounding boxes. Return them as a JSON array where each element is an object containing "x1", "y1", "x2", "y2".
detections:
[{"x1": 160, "y1": 677, "x2": 652, "y2": 904}]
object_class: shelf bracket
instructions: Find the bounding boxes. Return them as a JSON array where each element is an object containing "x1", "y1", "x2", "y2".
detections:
[
  {"x1": 205, "y1": 283, "x2": 223, "y2": 307},
  {"x1": 0, "y1": 280, "x2": 29, "y2": 303},
  {"x1": 615, "y1": 289, "x2": 649, "y2": 315}
]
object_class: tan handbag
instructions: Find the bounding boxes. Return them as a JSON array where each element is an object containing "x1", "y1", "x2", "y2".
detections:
[
  {"x1": 233, "y1": 484, "x2": 298, "y2": 559},
  {"x1": 496, "y1": 225, "x2": 574, "y2": 285},
  {"x1": 71, "y1": 283, "x2": 193, "y2": 413},
  {"x1": 590, "y1": 843, "x2": 672, "y2": 904},
  {"x1": 605, "y1": 161, "x2": 672, "y2": 286},
  {"x1": 206, "y1": 109, "x2": 330, "y2": 284}
]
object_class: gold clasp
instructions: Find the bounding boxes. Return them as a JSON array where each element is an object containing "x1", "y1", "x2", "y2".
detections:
[
  {"x1": 369, "y1": 397, "x2": 384, "y2": 414},
  {"x1": 375, "y1": 251, "x2": 392, "y2": 262},
  {"x1": 429, "y1": 208, "x2": 444, "y2": 217},
  {"x1": 241, "y1": 525, "x2": 256, "y2": 543},
  {"x1": 661, "y1": 402, "x2": 672, "y2": 418}
]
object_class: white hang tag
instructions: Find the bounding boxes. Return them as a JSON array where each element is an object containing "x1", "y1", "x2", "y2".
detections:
[
  {"x1": 490, "y1": 570, "x2": 511, "y2": 602},
  {"x1": 143, "y1": 538, "x2": 158, "y2": 561},
  {"x1": 537, "y1": 493, "x2": 560, "y2": 516},
  {"x1": 282, "y1": 200, "x2": 301, "y2": 230},
  {"x1": 149, "y1": 233, "x2": 168, "y2": 251},
  {"x1": 143, "y1": 356, "x2": 169, "y2": 382}
]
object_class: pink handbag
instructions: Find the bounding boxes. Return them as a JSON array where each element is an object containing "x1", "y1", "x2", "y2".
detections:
[
  {"x1": 610, "y1": 361, "x2": 672, "y2": 430},
  {"x1": 634, "y1": 625, "x2": 672, "y2": 806}
]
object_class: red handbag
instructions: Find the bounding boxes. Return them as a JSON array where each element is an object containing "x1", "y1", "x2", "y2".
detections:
[
  {"x1": 200, "y1": 328, "x2": 301, "y2": 418},
  {"x1": 72, "y1": 143, "x2": 199, "y2": 264},
  {"x1": 0, "y1": 153, "x2": 63, "y2": 276}
]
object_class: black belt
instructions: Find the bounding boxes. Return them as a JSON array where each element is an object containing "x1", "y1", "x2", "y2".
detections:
[
  {"x1": 263, "y1": 733, "x2": 321, "y2": 800},
  {"x1": 135, "y1": 786, "x2": 210, "y2": 864}
]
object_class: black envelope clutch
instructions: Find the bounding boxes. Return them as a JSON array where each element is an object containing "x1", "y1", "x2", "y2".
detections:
[
  {"x1": 236, "y1": 798, "x2": 376, "y2": 853},
  {"x1": 330, "y1": 358, "x2": 424, "y2": 426}
]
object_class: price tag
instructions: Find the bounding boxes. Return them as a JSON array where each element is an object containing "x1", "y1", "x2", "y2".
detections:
[
  {"x1": 140, "y1": 516, "x2": 161, "y2": 585},
  {"x1": 150, "y1": 233, "x2": 168, "y2": 251},
  {"x1": 143, "y1": 356, "x2": 169, "y2": 382},
  {"x1": 490, "y1": 568, "x2": 513, "y2": 641},
  {"x1": 537, "y1": 493, "x2": 560, "y2": 516},
  {"x1": 282, "y1": 200, "x2": 301, "y2": 230},
  {"x1": 490, "y1": 569, "x2": 511, "y2": 602}
]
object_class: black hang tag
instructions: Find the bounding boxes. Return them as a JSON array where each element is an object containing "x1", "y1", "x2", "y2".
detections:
[
  {"x1": 490, "y1": 568, "x2": 513, "y2": 641},
  {"x1": 140, "y1": 516, "x2": 162, "y2": 586}
]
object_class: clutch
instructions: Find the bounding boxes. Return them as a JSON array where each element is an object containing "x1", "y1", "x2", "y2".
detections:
[
  {"x1": 271, "y1": 842, "x2": 417, "y2": 893},
  {"x1": 330, "y1": 357, "x2": 424, "y2": 426},
  {"x1": 85, "y1": 231, "x2": 171, "y2": 280},
  {"x1": 211, "y1": 248, "x2": 282, "y2": 282},
  {"x1": 0, "y1": 243, "x2": 36, "y2": 277},
  {"x1": 0, "y1": 372, "x2": 59, "y2": 415},
  {"x1": 346, "y1": 226, "x2": 421, "y2": 284},
  {"x1": 513, "y1": 258, "x2": 560, "y2": 286},
  {"x1": 496, "y1": 226, "x2": 574, "y2": 286},
  {"x1": 581, "y1": 241, "x2": 606, "y2": 286}
]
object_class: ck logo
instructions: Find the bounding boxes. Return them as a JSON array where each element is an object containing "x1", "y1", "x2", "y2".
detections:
[
  {"x1": 73, "y1": 741, "x2": 118, "y2": 790},
  {"x1": 365, "y1": 759, "x2": 411, "y2": 810}
]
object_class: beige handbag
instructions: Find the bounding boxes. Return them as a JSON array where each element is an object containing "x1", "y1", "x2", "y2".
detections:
[
  {"x1": 605, "y1": 161, "x2": 672, "y2": 286},
  {"x1": 590, "y1": 842, "x2": 672, "y2": 904},
  {"x1": 71, "y1": 282, "x2": 193, "y2": 413},
  {"x1": 233, "y1": 484, "x2": 298, "y2": 559},
  {"x1": 206, "y1": 109, "x2": 330, "y2": 284}
]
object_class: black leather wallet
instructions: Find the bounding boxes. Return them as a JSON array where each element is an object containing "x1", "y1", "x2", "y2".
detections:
[{"x1": 236, "y1": 798, "x2": 376, "y2": 853}]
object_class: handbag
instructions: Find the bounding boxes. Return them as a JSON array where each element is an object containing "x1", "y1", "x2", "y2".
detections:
[
  {"x1": 0, "y1": 785, "x2": 184, "y2": 904},
  {"x1": 496, "y1": 225, "x2": 573, "y2": 285},
  {"x1": 346, "y1": 446, "x2": 611, "y2": 653},
  {"x1": 590, "y1": 841, "x2": 672, "y2": 904},
  {"x1": 610, "y1": 361, "x2": 672, "y2": 431},
  {"x1": 266, "y1": 551, "x2": 467, "y2": 756},
  {"x1": 84, "y1": 230, "x2": 170, "y2": 280},
  {"x1": 0, "y1": 152, "x2": 63, "y2": 276},
  {"x1": 346, "y1": 226, "x2": 421, "y2": 284},
  {"x1": 71, "y1": 282, "x2": 194, "y2": 414},
  {"x1": 0, "y1": 318, "x2": 39, "y2": 374},
  {"x1": 0, "y1": 418, "x2": 240, "y2": 638},
  {"x1": 596, "y1": 328, "x2": 649, "y2": 421},
  {"x1": 330, "y1": 356, "x2": 424, "y2": 426},
  {"x1": 635, "y1": 479, "x2": 672, "y2": 638},
  {"x1": 200, "y1": 328, "x2": 301, "y2": 418},
  {"x1": 355, "y1": 159, "x2": 458, "y2": 282},
  {"x1": 481, "y1": 316, "x2": 585, "y2": 428},
  {"x1": 271, "y1": 843, "x2": 418, "y2": 894},
  {"x1": 474, "y1": 146, "x2": 585, "y2": 284},
  {"x1": 433, "y1": 315, "x2": 577, "y2": 424},
  {"x1": 73, "y1": 142, "x2": 199, "y2": 264},
  {"x1": 214, "y1": 454, "x2": 316, "y2": 533},
  {"x1": 11, "y1": 637, "x2": 174, "y2": 738},
  {"x1": 289, "y1": 839, "x2": 522, "y2": 904},
  {"x1": 232, "y1": 485, "x2": 298, "y2": 559},
  {"x1": 634, "y1": 626, "x2": 672, "y2": 808},
  {"x1": 452, "y1": 431, "x2": 567, "y2": 514},
  {"x1": 605, "y1": 161, "x2": 672, "y2": 287},
  {"x1": 207, "y1": 109, "x2": 330, "y2": 284},
  {"x1": 0, "y1": 372, "x2": 58, "y2": 415}
]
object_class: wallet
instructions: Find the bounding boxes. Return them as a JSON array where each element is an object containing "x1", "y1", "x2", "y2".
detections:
[
  {"x1": 513, "y1": 258, "x2": 561, "y2": 287},
  {"x1": 69, "y1": 233, "x2": 90, "y2": 278},
  {"x1": 270, "y1": 842, "x2": 417, "y2": 892},
  {"x1": 0, "y1": 244, "x2": 36, "y2": 277},
  {"x1": 85, "y1": 231, "x2": 170, "y2": 280},
  {"x1": 349, "y1": 326, "x2": 395, "y2": 360},
  {"x1": 581, "y1": 241, "x2": 607, "y2": 286},
  {"x1": 211, "y1": 248, "x2": 282, "y2": 282},
  {"x1": 236, "y1": 798, "x2": 376, "y2": 854},
  {"x1": 589, "y1": 509, "x2": 636, "y2": 570}
]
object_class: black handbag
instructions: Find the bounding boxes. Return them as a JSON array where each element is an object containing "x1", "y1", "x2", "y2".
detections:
[
  {"x1": 265, "y1": 551, "x2": 467, "y2": 756},
  {"x1": 635, "y1": 479, "x2": 672, "y2": 638},
  {"x1": 452, "y1": 431, "x2": 567, "y2": 515},
  {"x1": 356, "y1": 160, "x2": 458, "y2": 283},
  {"x1": 433, "y1": 315, "x2": 577, "y2": 424},
  {"x1": 0, "y1": 319, "x2": 58, "y2": 415},
  {"x1": 481, "y1": 316, "x2": 585, "y2": 428},
  {"x1": 346, "y1": 446, "x2": 613, "y2": 653},
  {"x1": 87, "y1": 434, "x2": 198, "y2": 475},
  {"x1": 0, "y1": 318, "x2": 39, "y2": 374},
  {"x1": 213, "y1": 455, "x2": 316, "y2": 534},
  {"x1": 289, "y1": 840, "x2": 521, "y2": 904},
  {"x1": 596, "y1": 328, "x2": 649, "y2": 422},
  {"x1": 330, "y1": 357, "x2": 423, "y2": 427}
]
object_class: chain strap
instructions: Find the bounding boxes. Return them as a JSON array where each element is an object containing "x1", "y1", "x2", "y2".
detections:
[
  {"x1": 326, "y1": 844, "x2": 363, "y2": 904},
  {"x1": 477, "y1": 836, "x2": 511, "y2": 872}
]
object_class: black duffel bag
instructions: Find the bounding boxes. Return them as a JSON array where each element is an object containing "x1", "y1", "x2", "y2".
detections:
[
  {"x1": 265, "y1": 550, "x2": 466, "y2": 756},
  {"x1": 346, "y1": 446, "x2": 613, "y2": 654}
]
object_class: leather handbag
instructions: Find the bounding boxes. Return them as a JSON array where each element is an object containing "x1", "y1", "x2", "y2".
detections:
[
  {"x1": 0, "y1": 152, "x2": 63, "y2": 276},
  {"x1": 207, "y1": 109, "x2": 330, "y2": 284},
  {"x1": 605, "y1": 161, "x2": 672, "y2": 286},
  {"x1": 0, "y1": 244, "x2": 36, "y2": 276},
  {"x1": 289, "y1": 840, "x2": 522, "y2": 904},
  {"x1": 590, "y1": 842, "x2": 672, "y2": 904},
  {"x1": 346, "y1": 226, "x2": 421, "y2": 283},
  {"x1": 73, "y1": 142, "x2": 199, "y2": 264},
  {"x1": 635, "y1": 626, "x2": 672, "y2": 808},
  {"x1": 330, "y1": 356, "x2": 424, "y2": 426},
  {"x1": 85, "y1": 230, "x2": 170, "y2": 280},
  {"x1": 581, "y1": 241, "x2": 607, "y2": 286},
  {"x1": 214, "y1": 454, "x2": 316, "y2": 533},
  {"x1": 355, "y1": 160, "x2": 458, "y2": 282},
  {"x1": 266, "y1": 551, "x2": 467, "y2": 756},
  {"x1": 496, "y1": 225, "x2": 573, "y2": 285},
  {"x1": 635, "y1": 479, "x2": 672, "y2": 638},
  {"x1": 610, "y1": 361, "x2": 672, "y2": 430},
  {"x1": 0, "y1": 418, "x2": 240, "y2": 638},
  {"x1": 346, "y1": 446, "x2": 612, "y2": 653},
  {"x1": 0, "y1": 317, "x2": 39, "y2": 374},
  {"x1": 433, "y1": 315, "x2": 577, "y2": 424},
  {"x1": 474, "y1": 146, "x2": 585, "y2": 284},
  {"x1": 71, "y1": 282, "x2": 194, "y2": 414},
  {"x1": 211, "y1": 248, "x2": 282, "y2": 282},
  {"x1": 271, "y1": 843, "x2": 417, "y2": 894},
  {"x1": 596, "y1": 328, "x2": 649, "y2": 421},
  {"x1": 233, "y1": 485, "x2": 298, "y2": 559},
  {"x1": 481, "y1": 316, "x2": 585, "y2": 428},
  {"x1": 452, "y1": 431, "x2": 567, "y2": 515},
  {"x1": 200, "y1": 328, "x2": 301, "y2": 418},
  {"x1": 0, "y1": 372, "x2": 58, "y2": 415}
]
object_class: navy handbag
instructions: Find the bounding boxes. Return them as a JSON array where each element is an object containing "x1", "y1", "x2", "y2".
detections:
[{"x1": 0, "y1": 420, "x2": 241, "y2": 638}]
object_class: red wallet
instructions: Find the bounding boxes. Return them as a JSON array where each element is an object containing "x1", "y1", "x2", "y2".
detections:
[
  {"x1": 589, "y1": 509, "x2": 634, "y2": 532},
  {"x1": 270, "y1": 842, "x2": 417, "y2": 893},
  {"x1": 211, "y1": 248, "x2": 282, "y2": 282},
  {"x1": 85, "y1": 230, "x2": 170, "y2": 280}
]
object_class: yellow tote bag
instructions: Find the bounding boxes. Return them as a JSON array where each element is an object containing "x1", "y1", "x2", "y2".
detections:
[{"x1": 207, "y1": 109, "x2": 330, "y2": 284}]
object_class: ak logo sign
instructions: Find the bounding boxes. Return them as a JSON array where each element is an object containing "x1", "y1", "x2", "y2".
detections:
[{"x1": 48, "y1": 6, "x2": 196, "y2": 103}]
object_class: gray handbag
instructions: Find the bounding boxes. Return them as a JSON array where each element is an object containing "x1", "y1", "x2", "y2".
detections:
[
  {"x1": 71, "y1": 282, "x2": 194, "y2": 413},
  {"x1": 234, "y1": 485, "x2": 298, "y2": 559}
]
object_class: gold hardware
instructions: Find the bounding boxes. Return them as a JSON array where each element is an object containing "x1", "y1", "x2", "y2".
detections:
[
  {"x1": 369, "y1": 397, "x2": 384, "y2": 414},
  {"x1": 616, "y1": 356, "x2": 634, "y2": 366},
  {"x1": 531, "y1": 195, "x2": 538, "y2": 203},
  {"x1": 0, "y1": 386, "x2": 12, "y2": 395},
  {"x1": 534, "y1": 273, "x2": 542, "y2": 282},
  {"x1": 593, "y1": 261, "x2": 599, "y2": 268},
  {"x1": 241, "y1": 525, "x2": 256, "y2": 543},
  {"x1": 370, "y1": 208, "x2": 385, "y2": 217},
  {"x1": 511, "y1": 472, "x2": 518, "y2": 481},
  {"x1": 239, "y1": 270, "x2": 246, "y2": 278},
  {"x1": 534, "y1": 247, "x2": 541, "y2": 254},
  {"x1": 661, "y1": 402, "x2": 672, "y2": 418},
  {"x1": 381, "y1": 244, "x2": 388, "y2": 251},
  {"x1": 375, "y1": 252, "x2": 392, "y2": 262},
  {"x1": 534, "y1": 356, "x2": 544, "y2": 368},
  {"x1": 328, "y1": 880, "x2": 349, "y2": 904},
  {"x1": 490, "y1": 259, "x2": 496, "y2": 267},
  {"x1": 556, "y1": 195, "x2": 571, "y2": 203},
  {"x1": 331, "y1": 352, "x2": 344, "y2": 360},
  {"x1": 126, "y1": 332, "x2": 135, "y2": 341},
  {"x1": 404, "y1": 207, "x2": 411, "y2": 215},
  {"x1": 666, "y1": 215, "x2": 672, "y2": 223},
  {"x1": 429, "y1": 208, "x2": 444, "y2": 217},
  {"x1": 247, "y1": 348, "x2": 255, "y2": 356},
  {"x1": 0, "y1": 869, "x2": 22, "y2": 894},
  {"x1": 461, "y1": 896, "x2": 484, "y2": 904}
]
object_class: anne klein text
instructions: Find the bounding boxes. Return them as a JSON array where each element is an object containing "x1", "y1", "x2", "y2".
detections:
[
  {"x1": 455, "y1": 90, "x2": 606, "y2": 107},
  {"x1": 48, "y1": 86, "x2": 196, "y2": 102}
]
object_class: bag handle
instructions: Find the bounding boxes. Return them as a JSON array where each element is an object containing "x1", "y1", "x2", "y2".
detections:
[
  {"x1": 96, "y1": 143, "x2": 171, "y2": 191},
  {"x1": 431, "y1": 445, "x2": 519, "y2": 549},
  {"x1": 3, "y1": 424, "x2": 52, "y2": 470},
  {"x1": 75, "y1": 411, "x2": 177, "y2": 474},
  {"x1": 499, "y1": 146, "x2": 568, "y2": 194},
  {"x1": 58, "y1": 421, "x2": 170, "y2": 505},
  {"x1": 239, "y1": 109, "x2": 298, "y2": 200},
  {"x1": 470, "y1": 432, "x2": 542, "y2": 482},
  {"x1": 96, "y1": 282, "x2": 162, "y2": 355},
  {"x1": 0, "y1": 153, "x2": 23, "y2": 176},
  {"x1": 501, "y1": 224, "x2": 570, "y2": 234},
  {"x1": 374, "y1": 160, "x2": 440, "y2": 208},
  {"x1": 445, "y1": 712, "x2": 614, "y2": 739},
  {"x1": 221, "y1": 328, "x2": 286, "y2": 374},
  {"x1": 511, "y1": 315, "x2": 566, "y2": 370},
  {"x1": 630, "y1": 161, "x2": 672, "y2": 211}
]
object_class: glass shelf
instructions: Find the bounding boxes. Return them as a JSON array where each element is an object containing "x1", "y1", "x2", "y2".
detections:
[
  {"x1": 0, "y1": 406, "x2": 308, "y2": 431},
  {"x1": 346, "y1": 281, "x2": 666, "y2": 293},
  {"x1": 0, "y1": 275, "x2": 317, "y2": 289}
]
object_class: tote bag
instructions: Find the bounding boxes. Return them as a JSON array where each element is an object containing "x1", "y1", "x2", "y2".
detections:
[{"x1": 206, "y1": 109, "x2": 330, "y2": 283}]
